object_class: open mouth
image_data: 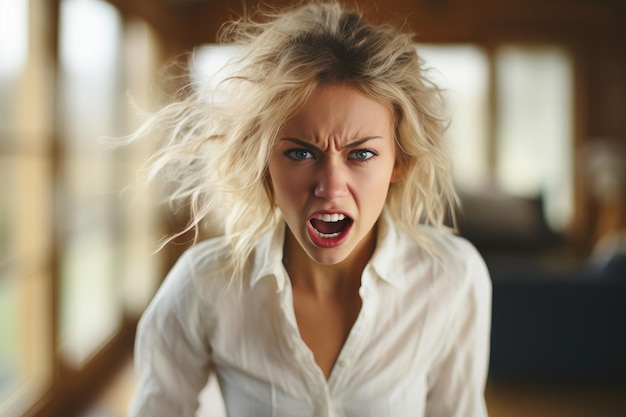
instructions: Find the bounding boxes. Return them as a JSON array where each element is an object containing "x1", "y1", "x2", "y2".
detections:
[{"x1": 309, "y1": 213, "x2": 353, "y2": 239}]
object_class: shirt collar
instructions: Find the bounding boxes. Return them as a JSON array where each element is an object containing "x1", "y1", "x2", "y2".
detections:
[
  {"x1": 370, "y1": 209, "x2": 408, "y2": 290},
  {"x1": 249, "y1": 209, "x2": 409, "y2": 291},
  {"x1": 249, "y1": 219, "x2": 288, "y2": 291}
]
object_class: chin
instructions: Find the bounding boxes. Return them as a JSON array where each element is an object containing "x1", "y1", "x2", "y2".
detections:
[{"x1": 304, "y1": 245, "x2": 352, "y2": 266}]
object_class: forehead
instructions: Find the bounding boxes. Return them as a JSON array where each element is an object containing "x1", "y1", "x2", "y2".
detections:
[{"x1": 278, "y1": 84, "x2": 394, "y2": 143}]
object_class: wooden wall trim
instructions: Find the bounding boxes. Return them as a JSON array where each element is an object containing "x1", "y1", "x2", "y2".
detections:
[{"x1": 106, "y1": 0, "x2": 626, "y2": 50}]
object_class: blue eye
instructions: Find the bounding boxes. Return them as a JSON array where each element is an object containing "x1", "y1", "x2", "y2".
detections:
[
  {"x1": 349, "y1": 149, "x2": 377, "y2": 161},
  {"x1": 285, "y1": 149, "x2": 314, "y2": 160}
]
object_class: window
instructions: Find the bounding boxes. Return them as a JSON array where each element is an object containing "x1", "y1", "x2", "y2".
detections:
[
  {"x1": 0, "y1": 0, "x2": 53, "y2": 413},
  {"x1": 58, "y1": 0, "x2": 126, "y2": 367},
  {"x1": 0, "y1": 0, "x2": 162, "y2": 415},
  {"x1": 419, "y1": 44, "x2": 574, "y2": 232},
  {"x1": 417, "y1": 45, "x2": 491, "y2": 192},
  {"x1": 494, "y1": 46, "x2": 574, "y2": 231}
]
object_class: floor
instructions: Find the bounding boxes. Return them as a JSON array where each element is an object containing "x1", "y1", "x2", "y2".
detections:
[
  {"x1": 484, "y1": 379, "x2": 626, "y2": 417},
  {"x1": 82, "y1": 359, "x2": 626, "y2": 417}
]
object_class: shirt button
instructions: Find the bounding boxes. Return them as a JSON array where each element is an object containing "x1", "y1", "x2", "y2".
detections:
[{"x1": 338, "y1": 358, "x2": 351, "y2": 368}]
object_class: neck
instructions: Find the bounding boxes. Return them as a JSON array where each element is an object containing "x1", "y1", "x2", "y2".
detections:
[{"x1": 282, "y1": 226, "x2": 376, "y2": 300}]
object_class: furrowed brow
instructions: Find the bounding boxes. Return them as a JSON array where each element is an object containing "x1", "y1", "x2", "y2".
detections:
[
  {"x1": 280, "y1": 138, "x2": 322, "y2": 152},
  {"x1": 280, "y1": 136, "x2": 382, "y2": 151},
  {"x1": 342, "y1": 136, "x2": 383, "y2": 149}
]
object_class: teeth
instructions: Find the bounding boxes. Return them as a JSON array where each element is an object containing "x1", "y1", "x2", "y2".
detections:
[
  {"x1": 314, "y1": 229, "x2": 341, "y2": 238},
  {"x1": 315, "y1": 213, "x2": 345, "y2": 222}
]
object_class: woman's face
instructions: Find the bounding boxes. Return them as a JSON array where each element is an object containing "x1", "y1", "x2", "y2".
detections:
[{"x1": 268, "y1": 84, "x2": 399, "y2": 267}]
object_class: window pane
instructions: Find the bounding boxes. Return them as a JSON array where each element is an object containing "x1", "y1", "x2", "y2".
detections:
[
  {"x1": 14, "y1": 156, "x2": 52, "y2": 258},
  {"x1": 0, "y1": 156, "x2": 52, "y2": 415},
  {"x1": 59, "y1": 0, "x2": 123, "y2": 148},
  {"x1": 0, "y1": 269, "x2": 18, "y2": 404},
  {"x1": 0, "y1": 0, "x2": 54, "y2": 413},
  {"x1": 0, "y1": 157, "x2": 15, "y2": 261},
  {"x1": 0, "y1": 0, "x2": 28, "y2": 146},
  {"x1": 417, "y1": 45, "x2": 491, "y2": 191},
  {"x1": 0, "y1": 0, "x2": 52, "y2": 150},
  {"x1": 58, "y1": 0, "x2": 125, "y2": 366},
  {"x1": 60, "y1": 228, "x2": 122, "y2": 366},
  {"x1": 495, "y1": 45, "x2": 574, "y2": 231},
  {"x1": 0, "y1": 267, "x2": 52, "y2": 416},
  {"x1": 0, "y1": 0, "x2": 28, "y2": 74},
  {"x1": 121, "y1": 19, "x2": 163, "y2": 315}
]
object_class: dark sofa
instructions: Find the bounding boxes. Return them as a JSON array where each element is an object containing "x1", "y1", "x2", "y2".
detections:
[
  {"x1": 457, "y1": 190, "x2": 626, "y2": 381},
  {"x1": 487, "y1": 255, "x2": 626, "y2": 381}
]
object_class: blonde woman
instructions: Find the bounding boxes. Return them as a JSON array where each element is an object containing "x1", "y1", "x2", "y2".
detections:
[{"x1": 130, "y1": 2, "x2": 492, "y2": 416}]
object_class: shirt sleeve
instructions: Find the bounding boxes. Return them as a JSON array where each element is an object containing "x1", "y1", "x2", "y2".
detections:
[
  {"x1": 425, "y1": 246, "x2": 492, "y2": 417},
  {"x1": 129, "y1": 252, "x2": 214, "y2": 417}
]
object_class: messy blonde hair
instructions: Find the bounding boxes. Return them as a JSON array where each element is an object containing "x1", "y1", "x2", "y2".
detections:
[{"x1": 134, "y1": 1, "x2": 456, "y2": 282}]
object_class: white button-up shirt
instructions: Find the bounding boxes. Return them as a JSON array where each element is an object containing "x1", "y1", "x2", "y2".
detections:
[{"x1": 130, "y1": 211, "x2": 492, "y2": 417}]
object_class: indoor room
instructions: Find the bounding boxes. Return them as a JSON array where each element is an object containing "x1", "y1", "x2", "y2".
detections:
[{"x1": 1, "y1": 0, "x2": 625, "y2": 416}]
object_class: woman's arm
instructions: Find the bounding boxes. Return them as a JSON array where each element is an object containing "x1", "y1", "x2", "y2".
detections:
[
  {"x1": 129, "y1": 253, "x2": 214, "y2": 417},
  {"x1": 425, "y1": 248, "x2": 492, "y2": 417}
]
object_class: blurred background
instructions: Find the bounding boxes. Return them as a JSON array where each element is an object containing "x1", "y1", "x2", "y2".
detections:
[{"x1": 0, "y1": 0, "x2": 625, "y2": 416}]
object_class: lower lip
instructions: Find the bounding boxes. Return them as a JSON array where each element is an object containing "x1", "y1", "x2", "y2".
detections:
[{"x1": 306, "y1": 220, "x2": 352, "y2": 248}]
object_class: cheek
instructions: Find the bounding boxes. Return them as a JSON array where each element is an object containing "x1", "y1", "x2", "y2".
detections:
[
  {"x1": 268, "y1": 163, "x2": 307, "y2": 203},
  {"x1": 357, "y1": 162, "x2": 396, "y2": 200},
  {"x1": 352, "y1": 170, "x2": 392, "y2": 202},
  {"x1": 373, "y1": 174, "x2": 394, "y2": 195},
  {"x1": 365, "y1": 156, "x2": 396, "y2": 185}
]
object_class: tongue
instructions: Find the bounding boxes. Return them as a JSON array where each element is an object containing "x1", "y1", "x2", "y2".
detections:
[{"x1": 311, "y1": 219, "x2": 347, "y2": 234}]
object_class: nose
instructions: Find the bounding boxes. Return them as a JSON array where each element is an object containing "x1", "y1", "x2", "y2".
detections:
[{"x1": 314, "y1": 160, "x2": 349, "y2": 201}]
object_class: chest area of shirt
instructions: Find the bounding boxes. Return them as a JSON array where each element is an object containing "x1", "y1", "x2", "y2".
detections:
[
  {"x1": 290, "y1": 286, "x2": 363, "y2": 381},
  {"x1": 210, "y1": 279, "x2": 436, "y2": 397},
  {"x1": 216, "y1": 361, "x2": 429, "y2": 417}
]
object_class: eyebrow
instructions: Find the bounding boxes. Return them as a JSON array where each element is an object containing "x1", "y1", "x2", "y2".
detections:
[{"x1": 279, "y1": 136, "x2": 382, "y2": 151}]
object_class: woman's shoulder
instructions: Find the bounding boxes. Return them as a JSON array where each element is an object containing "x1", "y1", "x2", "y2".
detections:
[
  {"x1": 156, "y1": 236, "x2": 235, "y2": 302},
  {"x1": 418, "y1": 226, "x2": 491, "y2": 302},
  {"x1": 182, "y1": 235, "x2": 232, "y2": 271}
]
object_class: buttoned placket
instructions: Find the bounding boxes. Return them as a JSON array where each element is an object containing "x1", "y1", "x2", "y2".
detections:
[
  {"x1": 272, "y1": 267, "x2": 323, "y2": 411},
  {"x1": 327, "y1": 264, "x2": 378, "y2": 397},
  {"x1": 275, "y1": 264, "x2": 379, "y2": 417}
]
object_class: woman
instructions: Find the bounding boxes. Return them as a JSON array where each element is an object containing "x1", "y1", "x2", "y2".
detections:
[{"x1": 129, "y1": 2, "x2": 492, "y2": 416}]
